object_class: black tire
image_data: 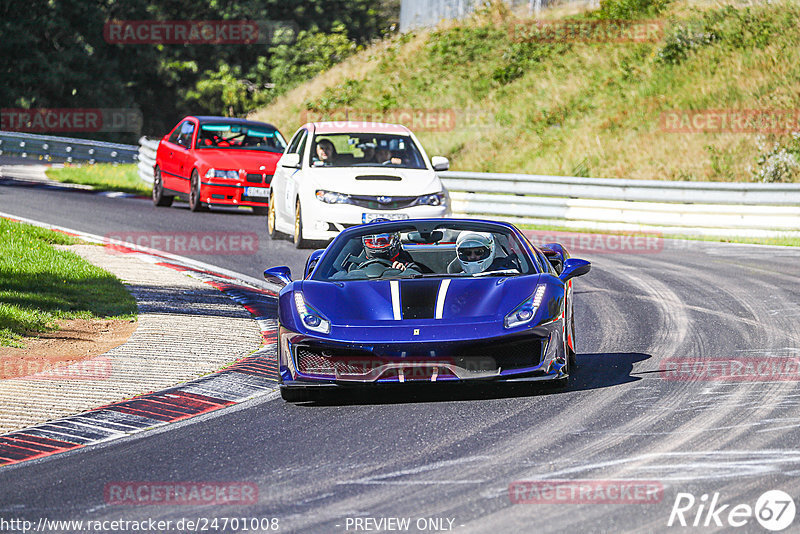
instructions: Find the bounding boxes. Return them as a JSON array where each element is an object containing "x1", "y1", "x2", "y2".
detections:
[
  {"x1": 152, "y1": 166, "x2": 174, "y2": 207},
  {"x1": 552, "y1": 324, "x2": 572, "y2": 390},
  {"x1": 568, "y1": 316, "x2": 577, "y2": 370},
  {"x1": 189, "y1": 170, "x2": 207, "y2": 212},
  {"x1": 280, "y1": 387, "x2": 310, "y2": 402},
  {"x1": 293, "y1": 200, "x2": 308, "y2": 249},
  {"x1": 252, "y1": 206, "x2": 268, "y2": 215}
]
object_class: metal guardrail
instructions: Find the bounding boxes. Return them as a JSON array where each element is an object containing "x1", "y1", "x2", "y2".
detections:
[
  {"x1": 138, "y1": 137, "x2": 159, "y2": 185},
  {"x1": 130, "y1": 137, "x2": 800, "y2": 237},
  {"x1": 439, "y1": 171, "x2": 800, "y2": 235},
  {"x1": 0, "y1": 131, "x2": 138, "y2": 164}
]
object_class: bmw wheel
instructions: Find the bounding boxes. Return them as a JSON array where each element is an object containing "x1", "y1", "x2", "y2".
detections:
[
  {"x1": 189, "y1": 170, "x2": 207, "y2": 212},
  {"x1": 152, "y1": 166, "x2": 174, "y2": 207}
]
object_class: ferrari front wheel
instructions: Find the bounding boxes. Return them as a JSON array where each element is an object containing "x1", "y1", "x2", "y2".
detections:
[{"x1": 280, "y1": 387, "x2": 310, "y2": 402}]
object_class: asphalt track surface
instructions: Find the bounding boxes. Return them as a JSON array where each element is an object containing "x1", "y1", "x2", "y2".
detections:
[{"x1": 2, "y1": 167, "x2": 800, "y2": 533}]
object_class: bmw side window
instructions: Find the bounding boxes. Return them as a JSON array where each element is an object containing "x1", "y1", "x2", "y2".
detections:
[
  {"x1": 168, "y1": 122, "x2": 186, "y2": 144},
  {"x1": 176, "y1": 121, "x2": 195, "y2": 148}
]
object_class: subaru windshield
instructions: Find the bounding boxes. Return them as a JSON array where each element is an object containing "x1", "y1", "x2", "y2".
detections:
[{"x1": 309, "y1": 133, "x2": 427, "y2": 170}]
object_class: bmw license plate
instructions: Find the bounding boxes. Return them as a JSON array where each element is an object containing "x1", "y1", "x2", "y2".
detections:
[
  {"x1": 362, "y1": 213, "x2": 410, "y2": 223},
  {"x1": 244, "y1": 187, "x2": 270, "y2": 198}
]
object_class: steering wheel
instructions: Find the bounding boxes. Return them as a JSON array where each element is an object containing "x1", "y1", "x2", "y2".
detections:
[
  {"x1": 358, "y1": 258, "x2": 394, "y2": 269},
  {"x1": 358, "y1": 258, "x2": 423, "y2": 278}
]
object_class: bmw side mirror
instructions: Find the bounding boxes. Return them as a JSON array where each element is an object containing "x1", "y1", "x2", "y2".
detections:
[
  {"x1": 559, "y1": 258, "x2": 591, "y2": 282},
  {"x1": 431, "y1": 156, "x2": 449, "y2": 171},
  {"x1": 281, "y1": 153, "x2": 301, "y2": 169},
  {"x1": 264, "y1": 266, "x2": 292, "y2": 286}
]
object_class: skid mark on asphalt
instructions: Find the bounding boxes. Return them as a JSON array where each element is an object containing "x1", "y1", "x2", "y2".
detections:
[{"x1": 477, "y1": 451, "x2": 800, "y2": 495}]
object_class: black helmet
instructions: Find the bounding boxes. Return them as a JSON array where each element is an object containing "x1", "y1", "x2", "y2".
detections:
[{"x1": 362, "y1": 232, "x2": 402, "y2": 260}]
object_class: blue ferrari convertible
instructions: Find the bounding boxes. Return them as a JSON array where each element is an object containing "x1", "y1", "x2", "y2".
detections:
[{"x1": 264, "y1": 218, "x2": 591, "y2": 401}]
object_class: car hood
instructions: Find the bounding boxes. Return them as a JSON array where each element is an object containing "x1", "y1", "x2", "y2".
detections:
[
  {"x1": 195, "y1": 149, "x2": 281, "y2": 171},
  {"x1": 306, "y1": 167, "x2": 442, "y2": 196},
  {"x1": 301, "y1": 275, "x2": 547, "y2": 323}
]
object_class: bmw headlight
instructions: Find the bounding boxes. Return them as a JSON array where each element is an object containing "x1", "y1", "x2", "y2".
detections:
[
  {"x1": 504, "y1": 285, "x2": 546, "y2": 329},
  {"x1": 205, "y1": 168, "x2": 239, "y2": 180},
  {"x1": 315, "y1": 189, "x2": 352, "y2": 204},
  {"x1": 417, "y1": 191, "x2": 446, "y2": 206},
  {"x1": 294, "y1": 292, "x2": 331, "y2": 334}
]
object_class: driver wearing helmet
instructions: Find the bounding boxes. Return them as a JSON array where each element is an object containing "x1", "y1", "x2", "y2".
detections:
[
  {"x1": 358, "y1": 231, "x2": 417, "y2": 271},
  {"x1": 455, "y1": 232, "x2": 496, "y2": 274},
  {"x1": 451, "y1": 231, "x2": 520, "y2": 274}
]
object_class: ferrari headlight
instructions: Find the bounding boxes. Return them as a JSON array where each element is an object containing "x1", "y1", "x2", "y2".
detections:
[
  {"x1": 316, "y1": 189, "x2": 352, "y2": 204},
  {"x1": 417, "y1": 191, "x2": 446, "y2": 206},
  {"x1": 294, "y1": 292, "x2": 331, "y2": 334},
  {"x1": 205, "y1": 168, "x2": 239, "y2": 180},
  {"x1": 504, "y1": 285, "x2": 546, "y2": 329}
]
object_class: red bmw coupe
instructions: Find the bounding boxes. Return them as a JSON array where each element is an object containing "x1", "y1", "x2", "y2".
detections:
[{"x1": 153, "y1": 116, "x2": 287, "y2": 214}]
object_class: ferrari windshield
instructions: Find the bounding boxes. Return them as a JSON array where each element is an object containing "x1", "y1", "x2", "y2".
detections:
[
  {"x1": 309, "y1": 133, "x2": 426, "y2": 169},
  {"x1": 196, "y1": 123, "x2": 287, "y2": 152},
  {"x1": 312, "y1": 222, "x2": 537, "y2": 281}
]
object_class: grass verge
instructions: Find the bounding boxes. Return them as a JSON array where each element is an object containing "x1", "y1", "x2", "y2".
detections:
[
  {"x1": 0, "y1": 219, "x2": 138, "y2": 347},
  {"x1": 252, "y1": 0, "x2": 800, "y2": 183},
  {"x1": 45, "y1": 164, "x2": 150, "y2": 196}
]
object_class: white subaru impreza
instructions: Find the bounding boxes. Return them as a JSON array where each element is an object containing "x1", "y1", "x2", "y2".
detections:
[{"x1": 267, "y1": 121, "x2": 451, "y2": 248}]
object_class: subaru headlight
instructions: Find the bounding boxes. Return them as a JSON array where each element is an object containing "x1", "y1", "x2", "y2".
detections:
[
  {"x1": 504, "y1": 285, "x2": 546, "y2": 329},
  {"x1": 294, "y1": 292, "x2": 331, "y2": 334},
  {"x1": 205, "y1": 168, "x2": 239, "y2": 180},
  {"x1": 417, "y1": 191, "x2": 446, "y2": 206},
  {"x1": 316, "y1": 189, "x2": 352, "y2": 204}
]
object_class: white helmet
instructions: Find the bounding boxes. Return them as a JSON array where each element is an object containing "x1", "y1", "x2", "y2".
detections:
[{"x1": 456, "y1": 232, "x2": 496, "y2": 274}]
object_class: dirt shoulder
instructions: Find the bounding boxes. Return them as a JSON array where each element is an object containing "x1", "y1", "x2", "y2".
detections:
[{"x1": 0, "y1": 318, "x2": 137, "y2": 380}]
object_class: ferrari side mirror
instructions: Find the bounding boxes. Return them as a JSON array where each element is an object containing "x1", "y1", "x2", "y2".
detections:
[{"x1": 559, "y1": 258, "x2": 591, "y2": 282}]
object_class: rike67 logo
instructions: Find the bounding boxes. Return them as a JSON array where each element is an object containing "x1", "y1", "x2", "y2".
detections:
[{"x1": 668, "y1": 490, "x2": 796, "y2": 531}]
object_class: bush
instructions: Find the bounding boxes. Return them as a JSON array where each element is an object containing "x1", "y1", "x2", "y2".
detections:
[
  {"x1": 657, "y1": 24, "x2": 717, "y2": 65},
  {"x1": 593, "y1": 0, "x2": 671, "y2": 20},
  {"x1": 751, "y1": 134, "x2": 800, "y2": 183},
  {"x1": 269, "y1": 26, "x2": 359, "y2": 94}
]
